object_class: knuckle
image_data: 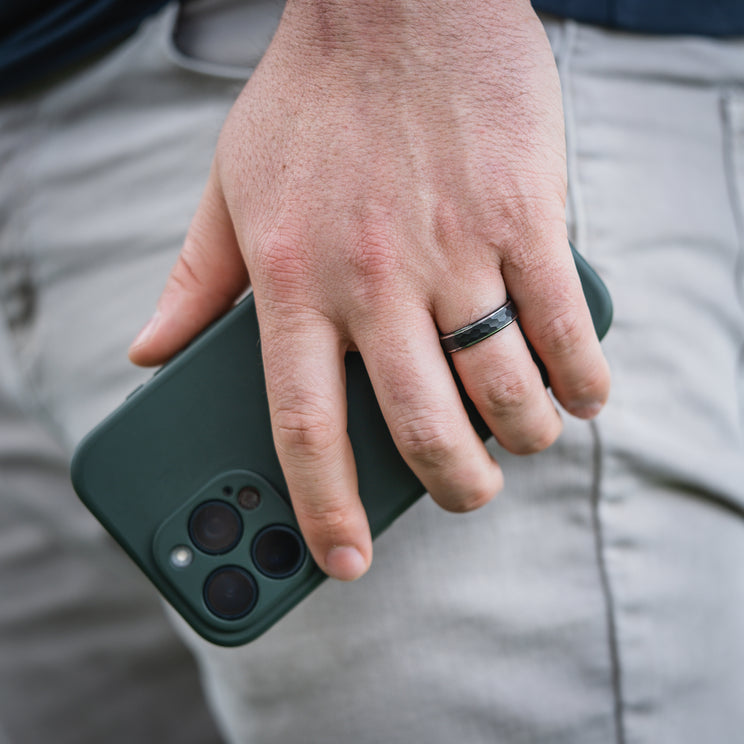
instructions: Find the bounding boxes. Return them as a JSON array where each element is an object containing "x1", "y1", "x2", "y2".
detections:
[
  {"x1": 394, "y1": 413, "x2": 455, "y2": 468},
  {"x1": 169, "y1": 251, "x2": 206, "y2": 296},
  {"x1": 348, "y1": 226, "x2": 400, "y2": 294},
  {"x1": 432, "y1": 459, "x2": 503, "y2": 513},
  {"x1": 445, "y1": 483, "x2": 496, "y2": 513},
  {"x1": 572, "y1": 369, "x2": 606, "y2": 401},
  {"x1": 495, "y1": 197, "x2": 541, "y2": 245},
  {"x1": 474, "y1": 368, "x2": 562, "y2": 455},
  {"x1": 254, "y1": 229, "x2": 311, "y2": 300},
  {"x1": 294, "y1": 495, "x2": 353, "y2": 534},
  {"x1": 504, "y1": 417, "x2": 561, "y2": 456},
  {"x1": 535, "y1": 305, "x2": 584, "y2": 359},
  {"x1": 485, "y1": 183, "x2": 566, "y2": 251},
  {"x1": 480, "y1": 369, "x2": 532, "y2": 418},
  {"x1": 564, "y1": 361, "x2": 611, "y2": 413},
  {"x1": 272, "y1": 405, "x2": 340, "y2": 458}
]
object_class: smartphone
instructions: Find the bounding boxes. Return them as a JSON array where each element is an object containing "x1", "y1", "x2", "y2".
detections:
[{"x1": 71, "y1": 243, "x2": 612, "y2": 646}]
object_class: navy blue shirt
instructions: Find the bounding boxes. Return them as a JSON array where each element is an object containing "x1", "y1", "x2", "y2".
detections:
[
  {"x1": 0, "y1": 0, "x2": 167, "y2": 96},
  {"x1": 1, "y1": 0, "x2": 743, "y2": 97},
  {"x1": 533, "y1": 0, "x2": 744, "y2": 36}
]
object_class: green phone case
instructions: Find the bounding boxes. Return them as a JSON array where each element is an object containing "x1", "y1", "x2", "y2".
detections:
[{"x1": 71, "y1": 243, "x2": 612, "y2": 646}]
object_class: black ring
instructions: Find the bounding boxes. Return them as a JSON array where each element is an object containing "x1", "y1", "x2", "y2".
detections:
[{"x1": 439, "y1": 299, "x2": 518, "y2": 353}]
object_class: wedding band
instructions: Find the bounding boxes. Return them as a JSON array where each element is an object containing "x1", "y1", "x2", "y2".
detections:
[{"x1": 439, "y1": 299, "x2": 518, "y2": 353}]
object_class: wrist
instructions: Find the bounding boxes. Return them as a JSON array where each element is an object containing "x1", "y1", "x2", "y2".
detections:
[{"x1": 280, "y1": 0, "x2": 539, "y2": 60}]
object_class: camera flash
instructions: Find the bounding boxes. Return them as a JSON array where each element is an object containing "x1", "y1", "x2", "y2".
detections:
[{"x1": 170, "y1": 545, "x2": 193, "y2": 569}]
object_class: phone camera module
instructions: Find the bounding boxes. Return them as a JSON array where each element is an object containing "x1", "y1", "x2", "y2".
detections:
[
  {"x1": 189, "y1": 500, "x2": 243, "y2": 555},
  {"x1": 252, "y1": 525, "x2": 306, "y2": 579},
  {"x1": 204, "y1": 566, "x2": 257, "y2": 619}
]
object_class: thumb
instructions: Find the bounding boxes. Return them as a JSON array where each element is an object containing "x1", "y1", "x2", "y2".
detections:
[{"x1": 129, "y1": 168, "x2": 248, "y2": 366}]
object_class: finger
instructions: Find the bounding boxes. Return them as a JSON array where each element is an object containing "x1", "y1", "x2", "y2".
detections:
[
  {"x1": 436, "y1": 282, "x2": 563, "y2": 455},
  {"x1": 354, "y1": 304, "x2": 504, "y2": 513},
  {"x1": 129, "y1": 167, "x2": 249, "y2": 366},
  {"x1": 503, "y1": 241, "x2": 611, "y2": 419},
  {"x1": 258, "y1": 303, "x2": 372, "y2": 581}
]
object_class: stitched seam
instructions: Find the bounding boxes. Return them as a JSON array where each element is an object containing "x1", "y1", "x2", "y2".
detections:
[
  {"x1": 720, "y1": 90, "x2": 744, "y2": 453},
  {"x1": 720, "y1": 92, "x2": 744, "y2": 312},
  {"x1": 589, "y1": 419, "x2": 627, "y2": 744}
]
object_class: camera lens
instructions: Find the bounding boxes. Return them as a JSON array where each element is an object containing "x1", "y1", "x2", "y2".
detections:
[
  {"x1": 203, "y1": 566, "x2": 257, "y2": 620},
  {"x1": 252, "y1": 525, "x2": 306, "y2": 579},
  {"x1": 237, "y1": 486, "x2": 261, "y2": 511},
  {"x1": 189, "y1": 500, "x2": 243, "y2": 555}
]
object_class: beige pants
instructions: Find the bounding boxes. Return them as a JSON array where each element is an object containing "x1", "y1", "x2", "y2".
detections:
[{"x1": 1, "y1": 4, "x2": 743, "y2": 743}]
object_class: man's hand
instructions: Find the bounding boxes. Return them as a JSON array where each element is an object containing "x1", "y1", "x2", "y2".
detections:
[{"x1": 129, "y1": 0, "x2": 610, "y2": 581}]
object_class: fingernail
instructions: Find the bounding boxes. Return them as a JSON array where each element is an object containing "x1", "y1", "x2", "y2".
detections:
[
  {"x1": 130, "y1": 311, "x2": 160, "y2": 349},
  {"x1": 568, "y1": 400, "x2": 604, "y2": 419},
  {"x1": 325, "y1": 546, "x2": 368, "y2": 581}
]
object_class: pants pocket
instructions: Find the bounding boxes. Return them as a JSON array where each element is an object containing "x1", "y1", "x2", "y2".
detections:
[{"x1": 165, "y1": 0, "x2": 284, "y2": 81}]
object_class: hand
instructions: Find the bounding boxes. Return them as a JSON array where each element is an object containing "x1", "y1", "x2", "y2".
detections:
[{"x1": 129, "y1": 0, "x2": 610, "y2": 581}]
